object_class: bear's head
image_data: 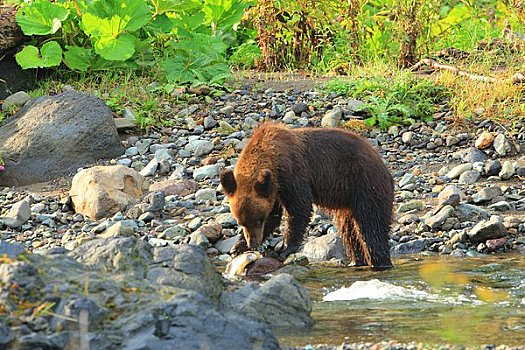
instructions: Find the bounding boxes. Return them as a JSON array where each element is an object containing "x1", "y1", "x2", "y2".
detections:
[{"x1": 220, "y1": 168, "x2": 276, "y2": 249}]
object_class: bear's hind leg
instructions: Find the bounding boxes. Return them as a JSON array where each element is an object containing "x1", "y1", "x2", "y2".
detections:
[{"x1": 334, "y1": 210, "x2": 367, "y2": 266}]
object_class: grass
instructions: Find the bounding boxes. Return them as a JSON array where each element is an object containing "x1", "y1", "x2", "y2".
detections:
[{"x1": 322, "y1": 69, "x2": 450, "y2": 130}]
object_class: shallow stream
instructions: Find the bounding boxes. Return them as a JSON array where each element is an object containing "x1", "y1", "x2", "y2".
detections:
[{"x1": 278, "y1": 254, "x2": 525, "y2": 347}]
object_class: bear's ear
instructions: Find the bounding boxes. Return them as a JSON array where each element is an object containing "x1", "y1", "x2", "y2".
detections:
[
  {"x1": 220, "y1": 169, "x2": 237, "y2": 196},
  {"x1": 255, "y1": 169, "x2": 273, "y2": 198}
]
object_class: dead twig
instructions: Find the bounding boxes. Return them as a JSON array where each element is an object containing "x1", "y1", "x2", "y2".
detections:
[{"x1": 411, "y1": 58, "x2": 497, "y2": 83}]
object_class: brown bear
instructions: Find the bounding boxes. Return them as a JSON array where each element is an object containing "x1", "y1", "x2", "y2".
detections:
[{"x1": 219, "y1": 122, "x2": 394, "y2": 269}]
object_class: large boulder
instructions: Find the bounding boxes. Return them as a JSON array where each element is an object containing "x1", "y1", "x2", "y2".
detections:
[
  {"x1": 147, "y1": 245, "x2": 224, "y2": 299},
  {"x1": 69, "y1": 165, "x2": 148, "y2": 219},
  {"x1": 69, "y1": 237, "x2": 153, "y2": 278},
  {"x1": 222, "y1": 273, "x2": 313, "y2": 329},
  {"x1": 0, "y1": 91, "x2": 124, "y2": 186}
]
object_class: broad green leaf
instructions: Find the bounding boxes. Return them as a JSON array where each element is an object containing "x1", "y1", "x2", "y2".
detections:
[
  {"x1": 176, "y1": 33, "x2": 227, "y2": 58},
  {"x1": 150, "y1": 14, "x2": 173, "y2": 33},
  {"x1": 16, "y1": 1, "x2": 69, "y2": 35},
  {"x1": 64, "y1": 46, "x2": 93, "y2": 71},
  {"x1": 82, "y1": 13, "x2": 128, "y2": 38},
  {"x1": 164, "y1": 55, "x2": 197, "y2": 83},
  {"x1": 88, "y1": 0, "x2": 150, "y2": 31},
  {"x1": 94, "y1": 33, "x2": 136, "y2": 60},
  {"x1": 151, "y1": 0, "x2": 201, "y2": 15},
  {"x1": 15, "y1": 41, "x2": 63, "y2": 69},
  {"x1": 203, "y1": 0, "x2": 248, "y2": 31}
]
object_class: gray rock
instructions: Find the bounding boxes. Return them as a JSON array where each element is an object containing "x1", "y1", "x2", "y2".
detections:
[
  {"x1": 445, "y1": 163, "x2": 472, "y2": 179},
  {"x1": 189, "y1": 231, "x2": 209, "y2": 249},
  {"x1": 401, "y1": 131, "x2": 414, "y2": 145},
  {"x1": 0, "y1": 323, "x2": 13, "y2": 347},
  {"x1": 98, "y1": 221, "x2": 137, "y2": 238},
  {"x1": 1, "y1": 197, "x2": 31, "y2": 229},
  {"x1": 438, "y1": 185, "x2": 465, "y2": 201},
  {"x1": 399, "y1": 173, "x2": 418, "y2": 188},
  {"x1": 493, "y1": 134, "x2": 512, "y2": 156},
  {"x1": 193, "y1": 164, "x2": 221, "y2": 181},
  {"x1": 499, "y1": 160, "x2": 515, "y2": 180},
  {"x1": 425, "y1": 205, "x2": 454, "y2": 229},
  {"x1": 70, "y1": 237, "x2": 152, "y2": 277},
  {"x1": 467, "y1": 217, "x2": 507, "y2": 244},
  {"x1": 283, "y1": 111, "x2": 295, "y2": 123},
  {"x1": 488, "y1": 201, "x2": 512, "y2": 211},
  {"x1": 215, "y1": 235, "x2": 241, "y2": 254},
  {"x1": 454, "y1": 147, "x2": 488, "y2": 163},
  {"x1": 50, "y1": 294, "x2": 107, "y2": 331},
  {"x1": 484, "y1": 159, "x2": 502, "y2": 176},
  {"x1": 321, "y1": 107, "x2": 342, "y2": 127},
  {"x1": 225, "y1": 273, "x2": 312, "y2": 329},
  {"x1": 301, "y1": 233, "x2": 346, "y2": 262},
  {"x1": 146, "y1": 245, "x2": 223, "y2": 299},
  {"x1": 456, "y1": 203, "x2": 489, "y2": 221},
  {"x1": 203, "y1": 116, "x2": 217, "y2": 129},
  {"x1": 0, "y1": 91, "x2": 124, "y2": 186},
  {"x1": 120, "y1": 292, "x2": 279, "y2": 350},
  {"x1": 185, "y1": 139, "x2": 214, "y2": 157},
  {"x1": 291, "y1": 102, "x2": 309, "y2": 114},
  {"x1": 0, "y1": 240, "x2": 25, "y2": 257},
  {"x1": 397, "y1": 200, "x2": 424, "y2": 213},
  {"x1": 195, "y1": 188, "x2": 217, "y2": 202},
  {"x1": 2, "y1": 91, "x2": 31, "y2": 111},
  {"x1": 471, "y1": 186, "x2": 503, "y2": 203},
  {"x1": 391, "y1": 238, "x2": 431, "y2": 255},
  {"x1": 220, "y1": 105, "x2": 235, "y2": 116},
  {"x1": 216, "y1": 213, "x2": 237, "y2": 227},
  {"x1": 140, "y1": 149, "x2": 173, "y2": 177},
  {"x1": 459, "y1": 170, "x2": 480, "y2": 184}
]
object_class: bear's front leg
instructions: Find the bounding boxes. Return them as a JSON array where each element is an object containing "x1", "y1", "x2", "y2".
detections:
[{"x1": 279, "y1": 184, "x2": 313, "y2": 260}]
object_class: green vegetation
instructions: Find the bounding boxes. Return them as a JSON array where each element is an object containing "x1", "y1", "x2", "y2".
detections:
[
  {"x1": 323, "y1": 72, "x2": 450, "y2": 129},
  {"x1": 4, "y1": 0, "x2": 524, "y2": 129}
]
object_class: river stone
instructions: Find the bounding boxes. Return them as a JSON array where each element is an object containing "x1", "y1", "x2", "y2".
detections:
[
  {"x1": 438, "y1": 185, "x2": 465, "y2": 201},
  {"x1": 0, "y1": 240, "x2": 25, "y2": 257},
  {"x1": 301, "y1": 233, "x2": 346, "y2": 262},
  {"x1": 321, "y1": 106, "x2": 342, "y2": 127},
  {"x1": 474, "y1": 131, "x2": 494, "y2": 150},
  {"x1": 484, "y1": 159, "x2": 502, "y2": 176},
  {"x1": 149, "y1": 179, "x2": 197, "y2": 197},
  {"x1": 2, "y1": 91, "x2": 31, "y2": 111},
  {"x1": 445, "y1": 163, "x2": 472, "y2": 179},
  {"x1": 425, "y1": 205, "x2": 454, "y2": 230},
  {"x1": 456, "y1": 203, "x2": 489, "y2": 221},
  {"x1": 499, "y1": 160, "x2": 515, "y2": 180},
  {"x1": 226, "y1": 273, "x2": 312, "y2": 329},
  {"x1": 0, "y1": 91, "x2": 124, "y2": 186},
  {"x1": 147, "y1": 244, "x2": 223, "y2": 299},
  {"x1": 70, "y1": 165, "x2": 148, "y2": 220},
  {"x1": 69, "y1": 237, "x2": 152, "y2": 278},
  {"x1": 459, "y1": 170, "x2": 480, "y2": 184},
  {"x1": 467, "y1": 217, "x2": 507, "y2": 244},
  {"x1": 0, "y1": 323, "x2": 12, "y2": 347},
  {"x1": 1, "y1": 197, "x2": 31, "y2": 229},
  {"x1": 193, "y1": 163, "x2": 221, "y2": 181},
  {"x1": 493, "y1": 134, "x2": 512, "y2": 156},
  {"x1": 215, "y1": 235, "x2": 241, "y2": 253},
  {"x1": 391, "y1": 238, "x2": 431, "y2": 255},
  {"x1": 471, "y1": 186, "x2": 503, "y2": 204},
  {"x1": 120, "y1": 292, "x2": 279, "y2": 350},
  {"x1": 453, "y1": 147, "x2": 488, "y2": 163}
]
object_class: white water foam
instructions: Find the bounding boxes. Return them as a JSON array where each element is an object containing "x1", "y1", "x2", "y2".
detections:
[{"x1": 323, "y1": 279, "x2": 438, "y2": 302}]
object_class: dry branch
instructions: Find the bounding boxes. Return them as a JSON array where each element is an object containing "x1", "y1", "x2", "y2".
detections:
[{"x1": 411, "y1": 58, "x2": 497, "y2": 83}]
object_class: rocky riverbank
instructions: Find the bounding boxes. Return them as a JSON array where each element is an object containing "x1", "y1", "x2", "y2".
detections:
[{"x1": 1, "y1": 79, "x2": 525, "y2": 349}]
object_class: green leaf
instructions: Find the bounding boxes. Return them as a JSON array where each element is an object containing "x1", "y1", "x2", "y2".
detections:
[
  {"x1": 15, "y1": 41, "x2": 63, "y2": 69},
  {"x1": 151, "y1": 0, "x2": 201, "y2": 15},
  {"x1": 64, "y1": 46, "x2": 93, "y2": 71},
  {"x1": 82, "y1": 13, "x2": 128, "y2": 38},
  {"x1": 88, "y1": 0, "x2": 151, "y2": 31},
  {"x1": 94, "y1": 33, "x2": 136, "y2": 61},
  {"x1": 203, "y1": 0, "x2": 249, "y2": 31},
  {"x1": 16, "y1": 1, "x2": 69, "y2": 35}
]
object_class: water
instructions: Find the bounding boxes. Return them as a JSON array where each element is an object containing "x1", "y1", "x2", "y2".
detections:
[{"x1": 278, "y1": 254, "x2": 525, "y2": 347}]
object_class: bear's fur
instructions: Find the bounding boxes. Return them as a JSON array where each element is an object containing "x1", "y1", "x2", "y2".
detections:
[{"x1": 220, "y1": 122, "x2": 394, "y2": 269}]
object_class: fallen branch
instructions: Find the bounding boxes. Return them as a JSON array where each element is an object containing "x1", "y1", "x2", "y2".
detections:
[{"x1": 411, "y1": 58, "x2": 497, "y2": 83}]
